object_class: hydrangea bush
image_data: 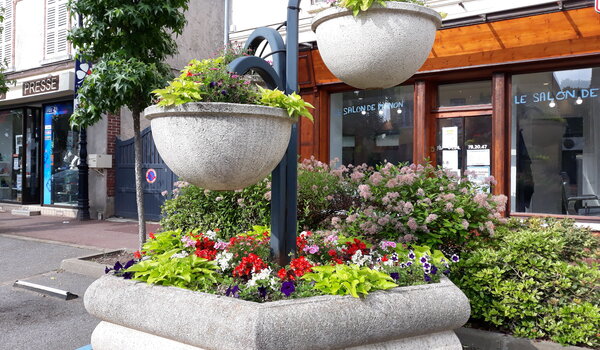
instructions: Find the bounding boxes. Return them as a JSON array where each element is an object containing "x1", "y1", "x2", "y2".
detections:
[{"x1": 107, "y1": 227, "x2": 459, "y2": 302}]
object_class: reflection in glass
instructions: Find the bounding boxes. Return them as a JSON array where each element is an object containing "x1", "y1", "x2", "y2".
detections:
[
  {"x1": 511, "y1": 67, "x2": 600, "y2": 216},
  {"x1": 330, "y1": 86, "x2": 414, "y2": 166},
  {"x1": 438, "y1": 81, "x2": 492, "y2": 107},
  {"x1": 0, "y1": 110, "x2": 24, "y2": 201}
]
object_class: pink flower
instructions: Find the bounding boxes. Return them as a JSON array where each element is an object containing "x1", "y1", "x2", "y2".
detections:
[
  {"x1": 425, "y1": 214, "x2": 438, "y2": 223},
  {"x1": 264, "y1": 191, "x2": 271, "y2": 201},
  {"x1": 445, "y1": 202, "x2": 454, "y2": 211},
  {"x1": 455, "y1": 208, "x2": 465, "y2": 216},
  {"x1": 303, "y1": 245, "x2": 319, "y2": 254},
  {"x1": 407, "y1": 217, "x2": 418, "y2": 231},
  {"x1": 346, "y1": 214, "x2": 357, "y2": 223},
  {"x1": 369, "y1": 172, "x2": 383, "y2": 185},
  {"x1": 462, "y1": 220, "x2": 469, "y2": 230},
  {"x1": 358, "y1": 184, "x2": 372, "y2": 199},
  {"x1": 380, "y1": 240, "x2": 396, "y2": 249}
]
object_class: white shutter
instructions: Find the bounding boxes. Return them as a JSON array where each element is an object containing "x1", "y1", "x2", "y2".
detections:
[
  {"x1": 1, "y1": 0, "x2": 12, "y2": 67},
  {"x1": 45, "y1": 0, "x2": 69, "y2": 58}
]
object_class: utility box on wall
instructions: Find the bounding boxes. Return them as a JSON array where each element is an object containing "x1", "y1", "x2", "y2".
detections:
[{"x1": 88, "y1": 154, "x2": 112, "y2": 168}]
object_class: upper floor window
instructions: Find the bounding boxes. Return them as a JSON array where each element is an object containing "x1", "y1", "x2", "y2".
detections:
[
  {"x1": 45, "y1": 0, "x2": 69, "y2": 60},
  {"x1": 0, "y1": 0, "x2": 13, "y2": 68}
]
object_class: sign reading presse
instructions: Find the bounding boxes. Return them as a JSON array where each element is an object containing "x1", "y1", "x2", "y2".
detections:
[{"x1": 22, "y1": 75, "x2": 60, "y2": 96}]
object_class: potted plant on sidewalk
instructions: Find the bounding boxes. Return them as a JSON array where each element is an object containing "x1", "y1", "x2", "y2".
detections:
[
  {"x1": 311, "y1": 0, "x2": 442, "y2": 89},
  {"x1": 145, "y1": 47, "x2": 314, "y2": 190}
]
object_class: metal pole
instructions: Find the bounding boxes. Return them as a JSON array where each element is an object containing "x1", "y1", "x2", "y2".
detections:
[
  {"x1": 224, "y1": 0, "x2": 231, "y2": 45},
  {"x1": 76, "y1": 13, "x2": 90, "y2": 221}
]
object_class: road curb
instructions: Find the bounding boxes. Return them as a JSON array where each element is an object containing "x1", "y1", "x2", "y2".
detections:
[
  {"x1": 456, "y1": 327, "x2": 594, "y2": 350},
  {"x1": 60, "y1": 250, "x2": 127, "y2": 278}
]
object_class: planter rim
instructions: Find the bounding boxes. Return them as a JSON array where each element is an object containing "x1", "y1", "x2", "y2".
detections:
[
  {"x1": 311, "y1": 2, "x2": 442, "y2": 33},
  {"x1": 144, "y1": 102, "x2": 295, "y2": 122}
]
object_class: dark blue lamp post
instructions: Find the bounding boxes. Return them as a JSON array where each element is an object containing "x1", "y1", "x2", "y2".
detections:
[{"x1": 228, "y1": 1, "x2": 303, "y2": 266}]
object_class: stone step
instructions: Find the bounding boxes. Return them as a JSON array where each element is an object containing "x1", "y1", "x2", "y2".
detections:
[{"x1": 11, "y1": 209, "x2": 41, "y2": 216}]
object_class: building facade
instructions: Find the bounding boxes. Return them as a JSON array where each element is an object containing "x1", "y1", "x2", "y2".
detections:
[
  {"x1": 0, "y1": 0, "x2": 224, "y2": 218},
  {"x1": 229, "y1": 0, "x2": 600, "y2": 223}
]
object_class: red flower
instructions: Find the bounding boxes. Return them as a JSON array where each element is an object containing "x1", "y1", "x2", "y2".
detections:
[
  {"x1": 381, "y1": 255, "x2": 389, "y2": 262},
  {"x1": 290, "y1": 256, "x2": 313, "y2": 277},
  {"x1": 328, "y1": 249, "x2": 337, "y2": 257},
  {"x1": 277, "y1": 268, "x2": 296, "y2": 281},
  {"x1": 296, "y1": 236, "x2": 308, "y2": 252},
  {"x1": 233, "y1": 253, "x2": 267, "y2": 278},
  {"x1": 133, "y1": 251, "x2": 141, "y2": 259},
  {"x1": 195, "y1": 248, "x2": 217, "y2": 260},
  {"x1": 186, "y1": 71, "x2": 193, "y2": 77},
  {"x1": 149, "y1": 232, "x2": 156, "y2": 240},
  {"x1": 342, "y1": 238, "x2": 369, "y2": 258}
]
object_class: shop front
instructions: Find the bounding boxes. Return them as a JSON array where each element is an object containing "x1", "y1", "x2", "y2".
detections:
[
  {"x1": 295, "y1": 3, "x2": 600, "y2": 221},
  {"x1": 0, "y1": 70, "x2": 78, "y2": 207}
]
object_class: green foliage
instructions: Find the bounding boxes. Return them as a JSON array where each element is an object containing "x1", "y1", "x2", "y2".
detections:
[
  {"x1": 126, "y1": 249, "x2": 220, "y2": 291},
  {"x1": 302, "y1": 264, "x2": 398, "y2": 298},
  {"x1": 452, "y1": 218, "x2": 600, "y2": 347},
  {"x1": 160, "y1": 180, "x2": 270, "y2": 238},
  {"x1": 70, "y1": 55, "x2": 170, "y2": 127},
  {"x1": 337, "y1": 0, "x2": 425, "y2": 16},
  {"x1": 257, "y1": 86, "x2": 314, "y2": 121},
  {"x1": 152, "y1": 52, "x2": 315, "y2": 121},
  {"x1": 67, "y1": 0, "x2": 189, "y2": 127}
]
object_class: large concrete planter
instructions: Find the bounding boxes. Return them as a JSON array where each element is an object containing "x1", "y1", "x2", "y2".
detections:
[
  {"x1": 85, "y1": 275, "x2": 470, "y2": 350},
  {"x1": 311, "y1": 2, "x2": 442, "y2": 89},
  {"x1": 145, "y1": 103, "x2": 296, "y2": 190}
]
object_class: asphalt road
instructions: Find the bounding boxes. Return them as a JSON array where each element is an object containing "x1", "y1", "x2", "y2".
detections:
[{"x1": 0, "y1": 235, "x2": 101, "y2": 350}]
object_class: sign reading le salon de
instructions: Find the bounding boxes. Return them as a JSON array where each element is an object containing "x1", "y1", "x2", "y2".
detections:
[{"x1": 23, "y1": 75, "x2": 60, "y2": 96}]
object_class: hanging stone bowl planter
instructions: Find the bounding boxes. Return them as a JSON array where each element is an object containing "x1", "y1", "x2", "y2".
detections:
[
  {"x1": 311, "y1": 2, "x2": 442, "y2": 90},
  {"x1": 145, "y1": 102, "x2": 296, "y2": 190}
]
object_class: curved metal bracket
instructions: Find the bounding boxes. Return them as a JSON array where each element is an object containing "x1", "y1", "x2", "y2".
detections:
[
  {"x1": 228, "y1": 56, "x2": 284, "y2": 90},
  {"x1": 244, "y1": 27, "x2": 286, "y2": 84}
]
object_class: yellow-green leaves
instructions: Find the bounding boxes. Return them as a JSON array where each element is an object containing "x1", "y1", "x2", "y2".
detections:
[
  {"x1": 257, "y1": 86, "x2": 315, "y2": 122},
  {"x1": 152, "y1": 79, "x2": 203, "y2": 106},
  {"x1": 337, "y1": 0, "x2": 425, "y2": 16},
  {"x1": 302, "y1": 264, "x2": 397, "y2": 298}
]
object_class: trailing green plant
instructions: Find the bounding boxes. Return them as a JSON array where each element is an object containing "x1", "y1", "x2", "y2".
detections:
[
  {"x1": 126, "y1": 249, "x2": 220, "y2": 291},
  {"x1": 301, "y1": 264, "x2": 398, "y2": 298},
  {"x1": 451, "y1": 218, "x2": 600, "y2": 347},
  {"x1": 152, "y1": 47, "x2": 314, "y2": 120}
]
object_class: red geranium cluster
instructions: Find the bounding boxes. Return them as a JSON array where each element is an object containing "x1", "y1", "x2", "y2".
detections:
[
  {"x1": 327, "y1": 249, "x2": 344, "y2": 265},
  {"x1": 194, "y1": 236, "x2": 218, "y2": 260},
  {"x1": 233, "y1": 253, "x2": 268, "y2": 278},
  {"x1": 296, "y1": 231, "x2": 312, "y2": 251},
  {"x1": 342, "y1": 238, "x2": 370, "y2": 259},
  {"x1": 277, "y1": 256, "x2": 314, "y2": 281}
]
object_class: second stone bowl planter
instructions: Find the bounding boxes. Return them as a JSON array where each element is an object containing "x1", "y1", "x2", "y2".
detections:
[
  {"x1": 311, "y1": 2, "x2": 442, "y2": 90},
  {"x1": 85, "y1": 275, "x2": 471, "y2": 350},
  {"x1": 145, "y1": 102, "x2": 296, "y2": 191}
]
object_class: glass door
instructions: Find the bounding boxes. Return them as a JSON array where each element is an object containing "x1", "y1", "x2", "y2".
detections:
[
  {"x1": 0, "y1": 109, "x2": 23, "y2": 202},
  {"x1": 23, "y1": 108, "x2": 41, "y2": 203},
  {"x1": 436, "y1": 115, "x2": 492, "y2": 185}
]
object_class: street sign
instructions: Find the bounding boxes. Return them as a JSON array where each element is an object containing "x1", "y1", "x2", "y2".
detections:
[{"x1": 146, "y1": 168, "x2": 157, "y2": 184}]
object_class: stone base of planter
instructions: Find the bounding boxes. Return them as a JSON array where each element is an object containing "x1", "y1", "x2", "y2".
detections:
[
  {"x1": 92, "y1": 321, "x2": 463, "y2": 350},
  {"x1": 85, "y1": 276, "x2": 470, "y2": 350}
]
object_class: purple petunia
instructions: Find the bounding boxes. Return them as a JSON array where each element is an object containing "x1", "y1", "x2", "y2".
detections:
[
  {"x1": 424, "y1": 274, "x2": 431, "y2": 282},
  {"x1": 281, "y1": 281, "x2": 295, "y2": 297},
  {"x1": 226, "y1": 285, "x2": 240, "y2": 298},
  {"x1": 406, "y1": 261, "x2": 413, "y2": 267},
  {"x1": 209, "y1": 81, "x2": 217, "y2": 88},
  {"x1": 423, "y1": 262, "x2": 431, "y2": 269},
  {"x1": 419, "y1": 256, "x2": 428, "y2": 264},
  {"x1": 431, "y1": 265, "x2": 438, "y2": 275},
  {"x1": 451, "y1": 254, "x2": 460, "y2": 263},
  {"x1": 408, "y1": 251, "x2": 415, "y2": 260},
  {"x1": 113, "y1": 261, "x2": 123, "y2": 271},
  {"x1": 390, "y1": 272, "x2": 399, "y2": 281},
  {"x1": 258, "y1": 286, "x2": 268, "y2": 299}
]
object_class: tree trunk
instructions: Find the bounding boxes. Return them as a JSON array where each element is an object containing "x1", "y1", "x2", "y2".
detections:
[{"x1": 132, "y1": 108, "x2": 146, "y2": 250}]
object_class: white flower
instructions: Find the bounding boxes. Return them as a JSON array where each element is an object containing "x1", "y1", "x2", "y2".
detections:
[
  {"x1": 247, "y1": 267, "x2": 277, "y2": 288},
  {"x1": 215, "y1": 251, "x2": 234, "y2": 271},
  {"x1": 351, "y1": 250, "x2": 372, "y2": 266},
  {"x1": 170, "y1": 251, "x2": 189, "y2": 259},
  {"x1": 204, "y1": 230, "x2": 217, "y2": 240}
]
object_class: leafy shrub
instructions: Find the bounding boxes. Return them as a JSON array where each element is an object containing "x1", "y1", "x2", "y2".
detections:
[
  {"x1": 451, "y1": 218, "x2": 600, "y2": 347},
  {"x1": 160, "y1": 179, "x2": 270, "y2": 238},
  {"x1": 324, "y1": 160, "x2": 507, "y2": 248}
]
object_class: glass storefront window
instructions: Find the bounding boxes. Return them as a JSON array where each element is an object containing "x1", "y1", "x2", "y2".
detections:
[
  {"x1": 438, "y1": 81, "x2": 492, "y2": 107},
  {"x1": 330, "y1": 86, "x2": 414, "y2": 166},
  {"x1": 0, "y1": 110, "x2": 24, "y2": 201},
  {"x1": 43, "y1": 102, "x2": 79, "y2": 206},
  {"x1": 511, "y1": 67, "x2": 600, "y2": 216}
]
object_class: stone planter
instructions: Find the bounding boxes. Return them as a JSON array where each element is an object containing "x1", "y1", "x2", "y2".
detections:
[
  {"x1": 85, "y1": 275, "x2": 470, "y2": 350},
  {"x1": 144, "y1": 103, "x2": 296, "y2": 191},
  {"x1": 311, "y1": 2, "x2": 442, "y2": 90}
]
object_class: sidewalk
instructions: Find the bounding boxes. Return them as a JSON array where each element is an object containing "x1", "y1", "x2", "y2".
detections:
[{"x1": 0, "y1": 212, "x2": 160, "y2": 250}]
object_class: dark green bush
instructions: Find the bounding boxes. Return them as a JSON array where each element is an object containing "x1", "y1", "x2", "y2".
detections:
[
  {"x1": 160, "y1": 179, "x2": 270, "y2": 238},
  {"x1": 452, "y1": 218, "x2": 600, "y2": 347}
]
